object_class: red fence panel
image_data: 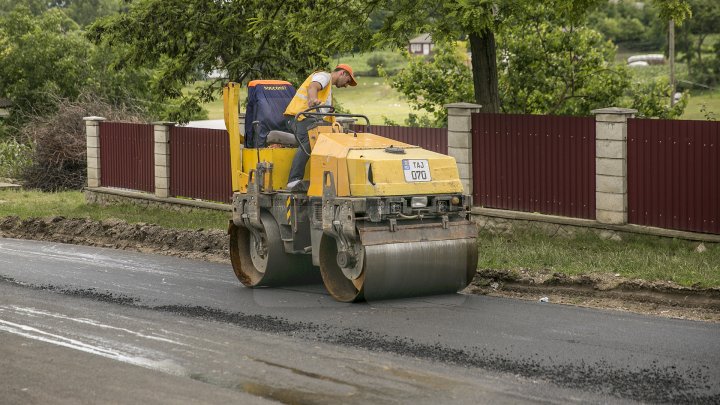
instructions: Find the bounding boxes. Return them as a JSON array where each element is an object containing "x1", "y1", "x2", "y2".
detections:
[
  {"x1": 99, "y1": 122, "x2": 154, "y2": 193},
  {"x1": 472, "y1": 113, "x2": 596, "y2": 219},
  {"x1": 628, "y1": 118, "x2": 719, "y2": 234},
  {"x1": 170, "y1": 126, "x2": 232, "y2": 204},
  {"x1": 351, "y1": 124, "x2": 448, "y2": 154}
]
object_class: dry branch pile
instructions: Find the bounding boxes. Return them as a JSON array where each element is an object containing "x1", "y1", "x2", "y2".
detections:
[{"x1": 20, "y1": 94, "x2": 148, "y2": 191}]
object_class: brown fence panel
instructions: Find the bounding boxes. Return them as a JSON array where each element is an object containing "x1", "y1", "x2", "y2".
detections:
[
  {"x1": 628, "y1": 119, "x2": 719, "y2": 234},
  {"x1": 472, "y1": 113, "x2": 596, "y2": 219},
  {"x1": 99, "y1": 122, "x2": 154, "y2": 193},
  {"x1": 170, "y1": 127, "x2": 232, "y2": 203},
  {"x1": 351, "y1": 124, "x2": 448, "y2": 154}
]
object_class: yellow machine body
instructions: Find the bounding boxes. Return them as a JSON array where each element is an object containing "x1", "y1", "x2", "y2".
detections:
[
  {"x1": 240, "y1": 148, "x2": 308, "y2": 192},
  {"x1": 223, "y1": 81, "x2": 477, "y2": 303},
  {"x1": 306, "y1": 129, "x2": 463, "y2": 197}
]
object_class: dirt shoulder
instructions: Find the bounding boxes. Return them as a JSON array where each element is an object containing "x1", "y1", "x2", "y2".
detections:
[{"x1": 2, "y1": 215, "x2": 719, "y2": 323}]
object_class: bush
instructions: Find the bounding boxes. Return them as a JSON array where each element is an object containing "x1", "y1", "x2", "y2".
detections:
[
  {"x1": 20, "y1": 93, "x2": 149, "y2": 191},
  {"x1": 366, "y1": 54, "x2": 387, "y2": 77},
  {"x1": 0, "y1": 138, "x2": 32, "y2": 180}
]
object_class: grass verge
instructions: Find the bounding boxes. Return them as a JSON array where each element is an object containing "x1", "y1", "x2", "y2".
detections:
[
  {"x1": 478, "y1": 230, "x2": 720, "y2": 288},
  {"x1": 2, "y1": 190, "x2": 718, "y2": 288},
  {"x1": 0, "y1": 190, "x2": 229, "y2": 231}
]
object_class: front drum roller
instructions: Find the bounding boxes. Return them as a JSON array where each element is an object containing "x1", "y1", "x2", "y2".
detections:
[
  {"x1": 229, "y1": 211, "x2": 319, "y2": 287},
  {"x1": 319, "y1": 230, "x2": 478, "y2": 302}
]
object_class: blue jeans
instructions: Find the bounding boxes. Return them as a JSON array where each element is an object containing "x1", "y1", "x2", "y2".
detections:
[{"x1": 286, "y1": 116, "x2": 323, "y2": 183}]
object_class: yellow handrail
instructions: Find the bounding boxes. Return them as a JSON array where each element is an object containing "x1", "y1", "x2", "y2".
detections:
[{"x1": 223, "y1": 82, "x2": 243, "y2": 192}]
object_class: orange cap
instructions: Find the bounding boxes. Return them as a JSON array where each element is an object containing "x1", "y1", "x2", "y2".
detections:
[{"x1": 335, "y1": 63, "x2": 357, "y2": 86}]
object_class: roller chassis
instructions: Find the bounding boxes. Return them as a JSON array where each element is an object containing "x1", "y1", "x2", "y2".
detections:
[
  {"x1": 231, "y1": 171, "x2": 474, "y2": 262},
  {"x1": 230, "y1": 167, "x2": 477, "y2": 301}
]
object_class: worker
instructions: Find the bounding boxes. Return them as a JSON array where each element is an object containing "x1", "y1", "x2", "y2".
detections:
[{"x1": 284, "y1": 64, "x2": 357, "y2": 191}]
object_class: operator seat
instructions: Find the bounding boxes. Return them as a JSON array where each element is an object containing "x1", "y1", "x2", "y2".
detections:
[{"x1": 244, "y1": 80, "x2": 297, "y2": 148}]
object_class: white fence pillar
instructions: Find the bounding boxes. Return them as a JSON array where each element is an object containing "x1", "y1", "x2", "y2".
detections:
[
  {"x1": 84, "y1": 116, "x2": 106, "y2": 188},
  {"x1": 592, "y1": 107, "x2": 637, "y2": 224},
  {"x1": 153, "y1": 122, "x2": 175, "y2": 198},
  {"x1": 445, "y1": 102, "x2": 482, "y2": 196}
]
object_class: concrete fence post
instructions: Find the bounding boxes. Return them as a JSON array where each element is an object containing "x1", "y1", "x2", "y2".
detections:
[
  {"x1": 153, "y1": 122, "x2": 175, "y2": 198},
  {"x1": 444, "y1": 102, "x2": 482, "y2": 196},
  {"x1": 83, "y1": 116, "x2": 106, "y2": 188},
  {"x1": 591, "y1": 107, "x2": 637, "y2": 225},
  {"x1": 238, "y1": 112, "x2": 246, "y2": 137}
]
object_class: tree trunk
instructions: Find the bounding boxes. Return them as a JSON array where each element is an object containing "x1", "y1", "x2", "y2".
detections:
[{"x1": 469, "y1": 30, "x2": 500, "y2": 113}]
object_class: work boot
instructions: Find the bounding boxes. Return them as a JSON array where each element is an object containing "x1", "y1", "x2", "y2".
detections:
[{"x1": 286, "y1": 179, "x2": 309, "y2": 193}]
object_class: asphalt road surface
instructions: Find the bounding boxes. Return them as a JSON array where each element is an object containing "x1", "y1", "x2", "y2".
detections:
[{"x1": 1, "y1": 237, "x2": 718, "y2": 404}]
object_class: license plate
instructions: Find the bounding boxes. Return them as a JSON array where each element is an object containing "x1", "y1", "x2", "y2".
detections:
[{"x1": 402, "y1": 159, "x2": 431, "y2": 182}]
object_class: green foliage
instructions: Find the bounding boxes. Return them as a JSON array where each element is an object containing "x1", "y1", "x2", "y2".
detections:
[
  {"x1": 0, "y1": 138, "x2": 32, "y2": 179},
  {"x1": 628, "y1": 77, "x2": 688, "y2": 119},
  {"x1": 339, "y1": 50, "x2": 407, "y2": 76},
  {"x1": 498, "y1": 18, "x2": 630, "y2": 115},
  {"x1": 677, "y1": 0, "x2": 720, "y2": 87},
  {"x1": 0, "y1": 0, "x2": 125, "y2": 26},
  {"x1": 0, "y1": 6, "x2": 159, "y2": 126},
  {"x1": 384, "y1": 44, "x2": 472, "y2": 125},
  {"x1": 0, "y1": 7, "x2": 91, "y2": 117},
  {"x1": 386, "y1": 14, "x2": 686, "y2": 120},
  {"x1": 88, "y1": 0, "x2": 373, "y2": 122},
  {"x1": 587, "y1": 0, "x2": 667, "y2": 50},
  {"x1": 365, "y1": 54, "x2": 387, "y2": 77}
]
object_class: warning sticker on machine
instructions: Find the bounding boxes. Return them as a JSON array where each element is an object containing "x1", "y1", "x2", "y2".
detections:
[{"x1": 402, "y1": 159, "x2": 431, "y2": 182}]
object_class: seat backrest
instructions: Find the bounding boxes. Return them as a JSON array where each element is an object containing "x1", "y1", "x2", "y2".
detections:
[{"x1": 244, "y1": 80, "x2": 296, "y2": 148}]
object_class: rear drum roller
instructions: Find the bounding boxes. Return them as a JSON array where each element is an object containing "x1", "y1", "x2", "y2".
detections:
[
  {"x1": 229, "y1": 211, "x2": 319, "y2": 287},
  {"x1": 319, "y1": 231, "x2": 478, "y2": 302}
]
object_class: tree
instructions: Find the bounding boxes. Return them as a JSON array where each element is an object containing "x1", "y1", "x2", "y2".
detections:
[
  {"x1": 0, "y1": 7, "x2": 91, "y2": 117},
  {"x1": 385, "y1": 43, "x2": 473, "y2": 125},
  {"x1": 676, "y1": 0, "x2": 720, "y2": 87},
  {"x1": 0, "y1": 6, "x2": 162, "y2": 127},
  {"x1": 372, "y1": 0, "x2": 691, "y2": 113},
  {"x1": 385, "y1": 7, "x2": 686, "y2": 121},
  {"x1": 88, "y1": 0, "x2": 374, "y2": 122},
  {"x1": 0, "y1": 0, "x2": 124, "y2": 26},
  {"x1": 587, "y1": 0, "x2": 667, "y2": 51},
  {"x1": 498, "y1": 11, "x2": 630, "y2": 115}
]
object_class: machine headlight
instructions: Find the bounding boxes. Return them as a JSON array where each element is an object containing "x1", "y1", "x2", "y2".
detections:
[{"x1": 411, "y1": 196, "x2": 428, "y2": 208}]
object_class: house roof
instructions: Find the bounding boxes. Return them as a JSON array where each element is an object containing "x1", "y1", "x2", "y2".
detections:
[
  {"x1": 0, "y1": 98, "x2": 11, "y2": 108},
  {"x1": 409, "y1": 33, "x2": 432, "y2": 44}
]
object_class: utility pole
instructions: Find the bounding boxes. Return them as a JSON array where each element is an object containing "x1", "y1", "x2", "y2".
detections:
[{"x1": 669, "y1": 20, "x2": 676, "y2": 106}]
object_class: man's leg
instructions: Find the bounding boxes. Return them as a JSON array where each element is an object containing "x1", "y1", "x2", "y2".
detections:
[{"x1": 286, "y1": 117, "x2": 318, "y2": 187}]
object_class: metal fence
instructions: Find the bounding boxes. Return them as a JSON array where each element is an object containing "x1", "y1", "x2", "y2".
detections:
[
  {"x1": 98, "y1": 122, "x2": 154, "y2": 193},
  {"x1": 169, "y1": 126, "x2": 233, "y2": 204},
  {"x1": 351, "y1": 124, "x2": 448, "y2": 154},
  {"x1": 472, "y1": 113, "x2": 596, "y2": 219},
  {"x1": 628, "y1": 118, "x2": 719, "y2": 234}
]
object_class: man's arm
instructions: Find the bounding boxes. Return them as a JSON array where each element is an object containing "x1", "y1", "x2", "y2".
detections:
[{"x1": 307, "y1": 81, "x2": 323, "y2": 107}]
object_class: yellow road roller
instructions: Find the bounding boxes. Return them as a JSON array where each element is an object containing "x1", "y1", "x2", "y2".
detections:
[{"x1": 223, "y1": 81, "x2": 477, "y2": 302}]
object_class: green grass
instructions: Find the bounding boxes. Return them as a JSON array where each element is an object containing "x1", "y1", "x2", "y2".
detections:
[
  {"x1": 333, "y1": 77, "x2": 426, "y2": 125},
  {"x1": 0, "y1": 190, "x2": 229, "y2": 231},
  {"x1": 681, "y1": 90, "x2": 720, "y2": 121},
  {"x1": 334, "y1": 50, "x2": 408, "y2": 75},
  {"x1": 478, "y1": 230, "x2": 720, "y2": 288}
]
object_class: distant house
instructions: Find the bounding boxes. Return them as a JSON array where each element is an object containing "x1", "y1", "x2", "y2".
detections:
[
  {"x1": 0, "y1": 98, "x2": 11, "y2": 118},
  {"x1": 408, "y1": 33, "x2": 434, "y2": 55}
]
